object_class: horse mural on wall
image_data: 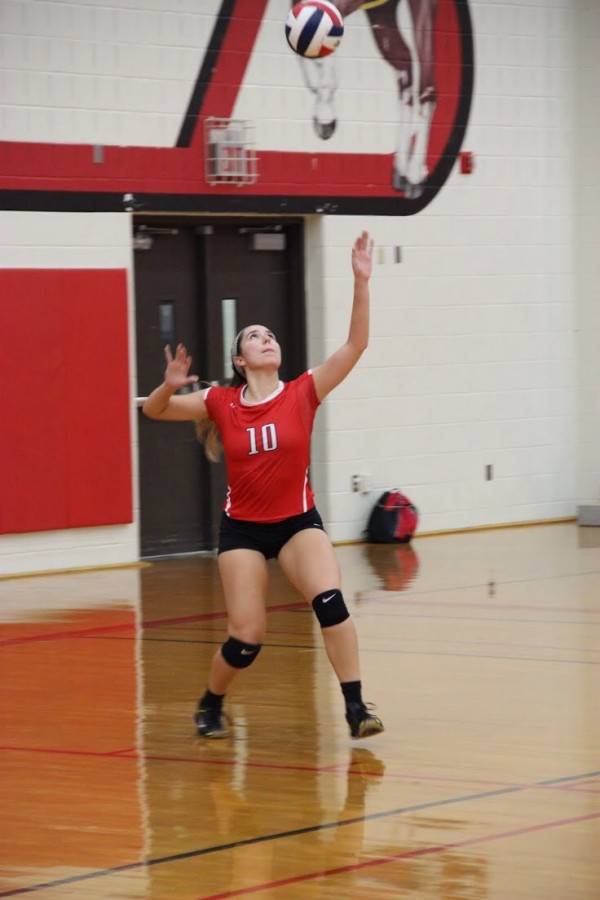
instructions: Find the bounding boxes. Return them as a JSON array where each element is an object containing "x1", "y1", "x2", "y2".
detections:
[
  {"x1": 0, "y1": 0, "x2": 473, "y2": 216},
  {"x1": 301, "y1": 0, "x2": 439, "y2": 198}
]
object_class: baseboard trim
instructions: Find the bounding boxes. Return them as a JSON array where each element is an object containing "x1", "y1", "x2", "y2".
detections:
[
  {"x1": 334, "y1": 516, "x2": 577, "y2": 546},
  {"x1": 413, "y1": 516, "x2": 577, "y2": 539},
  {"x1": 1, "y1": 517, "x2": 583, "y2": 575},
  {"x1": 0, "y1": 560, "x2": 151, "y2": 581}
]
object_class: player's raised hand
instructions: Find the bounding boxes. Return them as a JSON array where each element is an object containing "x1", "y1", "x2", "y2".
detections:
[
  {"x1": 164, "y1": 343, "x2": 199, "y2": 391},
  {"x1": 351, "y1": 230, "x2": 374, "y2": 281}
]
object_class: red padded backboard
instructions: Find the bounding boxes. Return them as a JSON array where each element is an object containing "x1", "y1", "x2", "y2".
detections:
[{"x1": 0, "y1": 269, "x2": 132, "y2": 534}]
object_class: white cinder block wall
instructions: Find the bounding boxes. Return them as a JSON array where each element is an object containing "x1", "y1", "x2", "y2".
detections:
[
  {"x1": 308, "y1": 0, "x2": 584, "y2": 542},
  {"x1": 0, "y1": 0, "x2": 221, "y2": 147},
  {"x1": 574, "y1": 0, "x2": 600, "y2": 510},
  {"x1": 1, "y1": 0, "x2": 598, "y2": 569}
]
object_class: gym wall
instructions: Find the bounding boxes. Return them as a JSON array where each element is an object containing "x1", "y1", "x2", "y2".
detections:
[{"x1": 1, "y1": 0, "x2": 598, "y2": 570}]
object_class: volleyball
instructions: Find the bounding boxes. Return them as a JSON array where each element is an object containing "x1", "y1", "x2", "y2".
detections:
[{"x1": 285, "y1": 1, "x2": 344, "y2": 59}]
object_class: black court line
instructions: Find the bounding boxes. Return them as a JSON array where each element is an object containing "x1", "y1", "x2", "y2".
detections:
[
  {"x1": 361, "y1": 587, "x2": 600, "y2": 614},
  {"x1": 355, "y1": 611, "x2": 600, "y2": 627},
  {"x1": 79, "y1": 630, "x2": 600, "y2": 665},
  {"x1": 1, "y1": 768, "x2": 598, "y2": 897},
  {"x1": 130, "y1": 635, "x2": 600, "y2": 666}
]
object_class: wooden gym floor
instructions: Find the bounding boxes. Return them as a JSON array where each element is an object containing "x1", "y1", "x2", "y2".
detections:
[{"x1": 1, "y1": 522, "x2": 599, "y2": 899}]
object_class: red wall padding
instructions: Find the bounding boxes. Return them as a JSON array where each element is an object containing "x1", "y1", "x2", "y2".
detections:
[{"x1": 0, "y1": 269, "x2": 133, "y2": 534}]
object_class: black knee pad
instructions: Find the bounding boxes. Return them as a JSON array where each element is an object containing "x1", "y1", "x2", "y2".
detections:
[
  {"x1": 312, "y1": 589, "x2": 349, "y2": 628},
  {"x1": 221, "y1": 636, "x2": 262, "y2": 669}
]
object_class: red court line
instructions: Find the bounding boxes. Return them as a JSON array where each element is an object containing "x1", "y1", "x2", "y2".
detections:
[
  {"x1": 0, "y1": 743, "x2": 518, "y2": 787},
  {"x1": 564, "y1": 788, "x2": 600, "y2": 794},
  {"x1": 542, "y1": 786, "x2": 600, "y2": 794},
  {"x1": 3, "y1": 598, "x2": 597, "y2": 649},
  {"x1": 0, "y1": 745, "x2": 138, "y2": 759},
  {"x1": 3, "y1": 743, "x2": 597, "y2": 797},
  {"x1": 559, "y1": 783, "x2": 600, "y2": 794},
  {"x1": 197, "y1": 810, "x2": 600, "y2": 899},
  {"x1": 0, "y1": 601, "x2": 305, "y2": 647},
  {"x1": 0, "y1": 620, "x2": 136, "y2": 646}
]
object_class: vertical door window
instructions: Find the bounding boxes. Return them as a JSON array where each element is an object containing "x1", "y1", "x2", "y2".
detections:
[
  {"x1": 158, "y1": 301, "x2": 175, "y2": 352},
  {"x1": 221, "y1": 298, "x2": 237, "y2": 382}
]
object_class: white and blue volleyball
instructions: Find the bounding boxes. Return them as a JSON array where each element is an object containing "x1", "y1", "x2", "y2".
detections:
[{"x1": 285, "y1": 1, "x2": 344, "y2": 59}]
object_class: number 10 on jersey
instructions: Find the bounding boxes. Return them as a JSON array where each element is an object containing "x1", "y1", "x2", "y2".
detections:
[{"x1": 246, "y1": 424, "x2": 278, "y2": 455}]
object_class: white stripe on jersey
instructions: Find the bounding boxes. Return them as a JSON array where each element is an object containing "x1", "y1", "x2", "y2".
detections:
[{"x1": 302, "y1": 468, "x2": 309, "y2": 512}]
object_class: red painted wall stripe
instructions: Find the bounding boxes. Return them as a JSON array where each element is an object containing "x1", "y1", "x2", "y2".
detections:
[{"x1": 0, "y1": 0, "x2": 462, "y2": 200}]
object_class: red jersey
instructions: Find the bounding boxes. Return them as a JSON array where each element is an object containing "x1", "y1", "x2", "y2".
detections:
[{"x1": 204, "y1": 371, "x2": 320, "y2": 522}]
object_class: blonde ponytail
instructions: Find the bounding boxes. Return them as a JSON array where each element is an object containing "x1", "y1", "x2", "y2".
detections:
[
  {"x1": 195, "y1": 418, "x2": 222, "y2": 462},
  {"x1": 195, "y1": 364, "x2": 247, "y2": 463}
]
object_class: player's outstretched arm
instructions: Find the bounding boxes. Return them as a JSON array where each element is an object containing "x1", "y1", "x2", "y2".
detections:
[
  {"x1": 312, "y1": 230, "x2": 373, "y2": 402},
  {"x1": 142, "y1": 343, "x2": 209, "y2": 422}
]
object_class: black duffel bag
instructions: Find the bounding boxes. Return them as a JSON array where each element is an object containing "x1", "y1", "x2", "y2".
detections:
[{"x1": 367, "y1": 490, "x2": 418, "y2": 543}]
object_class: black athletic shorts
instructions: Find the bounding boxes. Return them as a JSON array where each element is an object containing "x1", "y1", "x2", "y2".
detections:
[{"x1": 218, "y1": 507, "x2": 325, "y2": 560}]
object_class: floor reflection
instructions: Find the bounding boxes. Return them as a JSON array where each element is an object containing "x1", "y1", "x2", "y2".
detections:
[
  {"x1": 361, "y1": 541, "x2": 421, "y2": 592},
  {"x1": 1, "y1": 524, "x2": 599, "y2": 898},
  {"x1": 578, "y1": 525, "x2": 600, "y2": 549}
]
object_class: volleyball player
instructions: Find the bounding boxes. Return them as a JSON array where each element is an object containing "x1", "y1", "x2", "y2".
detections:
[{"x1": 143, "y1": 231, "x2": 383, "y2": 741}]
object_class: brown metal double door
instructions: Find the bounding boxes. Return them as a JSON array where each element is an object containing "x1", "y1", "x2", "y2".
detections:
[{"x1": 134, "y1": 220, "x2": 305, "y2": 557}]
